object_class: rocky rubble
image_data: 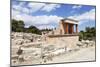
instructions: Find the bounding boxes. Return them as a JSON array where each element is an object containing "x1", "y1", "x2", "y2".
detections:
[{"x1": 11, "y1": 32, "x2": 95, "y2": 66}]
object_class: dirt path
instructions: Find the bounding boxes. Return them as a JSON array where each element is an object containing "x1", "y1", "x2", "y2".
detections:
[
  {"x1": 12, "y1": 46, "x2": 95, "y2": 66},
  {"x1": 46, "y1": 46, "x2": 95, "y2": 63}
]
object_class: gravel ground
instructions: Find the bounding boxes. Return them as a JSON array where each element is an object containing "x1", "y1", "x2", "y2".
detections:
[
  {"x1": 46, "y1": 46, "x2": 95, "y2": 64},
  {"x1": 12, "y1": 46, "x2": 95, "y2": 66}
]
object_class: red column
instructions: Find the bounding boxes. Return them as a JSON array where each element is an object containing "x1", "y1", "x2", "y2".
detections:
[
  {"x1": 76, "y1": 24, "x2": 78, "y2": 33},
  {"x1": 69, "y1": 24, "x2": 73, "y2": 34},
  {"x1": 66, "y1": 23, "x2": 68, "y2": 34},
  {"x1": 70, "y1": 24, "x2": 72, "y2": 34},
  {"x1": 71, "y1": 24, "x2": 74, "y2": 34}
]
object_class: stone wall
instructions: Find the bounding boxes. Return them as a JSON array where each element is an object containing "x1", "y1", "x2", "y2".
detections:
[{"x1": 46, "y1": 35, "x2": 79, "y2": 49}]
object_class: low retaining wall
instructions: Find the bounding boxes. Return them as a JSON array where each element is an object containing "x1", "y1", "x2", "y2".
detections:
[{"x1": 46, "y1": 34, "x2": 79, "y2": 49}]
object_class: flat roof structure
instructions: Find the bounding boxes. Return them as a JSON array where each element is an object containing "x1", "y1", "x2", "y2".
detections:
[{"x1": 61, "y1": 18, "x2": 79, "y2": 24}]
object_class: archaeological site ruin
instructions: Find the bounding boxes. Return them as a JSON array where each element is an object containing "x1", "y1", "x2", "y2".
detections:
[
  {"x1": 11, "y1": 18, "x2": 95, "y2": 66},
  {"x1": 46, "y1": 18, "x2": 79, "y2": 49},
  {"x1": 11, "y1": 1, "x2": 96, "y2": 66}
]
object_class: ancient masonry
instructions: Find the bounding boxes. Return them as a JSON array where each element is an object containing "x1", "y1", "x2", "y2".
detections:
[{"x1": 45, "y1": 18, "x2": 79, "y2": 49}]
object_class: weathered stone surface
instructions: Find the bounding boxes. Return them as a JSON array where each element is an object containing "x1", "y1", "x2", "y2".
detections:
[{"x1": 11, "y1": 32, "x2": 95, "y2": 66}]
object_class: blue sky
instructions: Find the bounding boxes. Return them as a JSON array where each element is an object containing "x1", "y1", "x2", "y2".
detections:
[{"x1": 12, "y1": 1, "x2": 96, "y2": 31}]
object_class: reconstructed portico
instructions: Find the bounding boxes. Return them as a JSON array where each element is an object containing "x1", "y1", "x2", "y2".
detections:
[
  {"x1": 59, "y1": 18, "x2": 78, "y2": 35},
  {"x1": 46, "y1": 18, "x2": 79, "y2": 49}
]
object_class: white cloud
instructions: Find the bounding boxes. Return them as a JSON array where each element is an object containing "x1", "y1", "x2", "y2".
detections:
[
  {"x1": 12, "y1": 9, "x2": 63, "y2": 29},
  {"x1": 68, "y1": 8, "x2": 95, "y2": 24},
  {"x1": 12, "y1": 3, "x2": 30, "y2": 14},
  {"x1": 12, "y1": 2, "x2": 61, "y2": 14},
  {"x1": 41, "y1": 4, "x2": 60, "y2": 12},
  {"x1": 28, "y1": 3, "x2": 45, "y2": 13},
  {"x1": 22, "y1": 7, "x2": 30, "y2": 14},
  {"x1": 28, "y1": 2, "x2": 61, "y2": 12},
  {"x1": 12, "y1": 9, "x2": 20, "y2": 18},
  {"x1": 72, "y1": 5, "x2": 82, "y2": 9},
  {"x1": 12, "y1": 5, "x2": 22, "y2": 11},
  {"x1": 18, "y1": 2, "x2": 26, "y2": 6}
]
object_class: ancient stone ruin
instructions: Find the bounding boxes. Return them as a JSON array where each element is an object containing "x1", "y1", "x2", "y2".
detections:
[{"x1": 11, "y1": 18, "x2": 95, "y2": 66}]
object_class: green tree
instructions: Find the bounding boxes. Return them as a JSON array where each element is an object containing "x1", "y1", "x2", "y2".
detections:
[
  {"x1": 79, "y1": 27, "x2": 96, "y2": 40},
  {"x1": 79, "y1": 31, "x2": 84, "y2": 41},
  {"x1": 25, "y1": 25, "x2": 41, "y2": 34},
  {"x1": 12, "y1": 19, "x2": 18, "y2": 31},
  {"x1": 12, "y1": 19, "x2": 25, "y2": 32}
]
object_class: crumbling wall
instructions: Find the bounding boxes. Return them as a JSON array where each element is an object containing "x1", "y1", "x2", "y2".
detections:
[{"x1": 46, "y1": 35, "x2": 79, "y2": 49}]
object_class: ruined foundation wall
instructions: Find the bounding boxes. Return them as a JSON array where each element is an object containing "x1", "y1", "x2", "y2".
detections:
[{"x1": 46, "y1": 35, "x2": 79, "y2": 49}]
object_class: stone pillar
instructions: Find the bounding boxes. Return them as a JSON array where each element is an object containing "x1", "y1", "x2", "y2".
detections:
[{"x1": 76, "y1": 24, "x2": 78, "y2": 33}]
